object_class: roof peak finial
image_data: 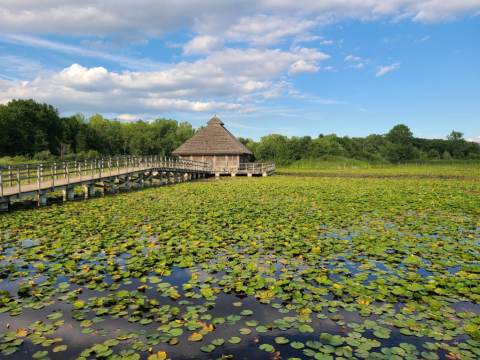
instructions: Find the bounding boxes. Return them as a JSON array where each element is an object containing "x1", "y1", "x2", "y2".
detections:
[{"x1": 207, "y1": 115, "x2": 224, "y2": 126}]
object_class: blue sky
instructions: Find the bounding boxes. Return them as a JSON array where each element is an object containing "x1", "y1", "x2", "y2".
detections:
[{"x1": 0, "y1": 1, "x2": 479, "y2": 141}]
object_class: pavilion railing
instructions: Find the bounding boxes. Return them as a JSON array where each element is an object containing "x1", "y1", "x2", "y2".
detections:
[{"x1": 213, "y1": 161, "x2": 275, "y2": 173}]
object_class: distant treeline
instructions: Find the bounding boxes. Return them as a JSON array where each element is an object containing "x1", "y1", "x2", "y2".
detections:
[
  {"x1": 1, "y1": 99, "x2": 479, "y2": 164},
  {"x1": 240, "y1": 126, "x2": 480, "y2": 164},
  {"x1": 0, "y1": 99, "x2": 196, "y2": 161}
]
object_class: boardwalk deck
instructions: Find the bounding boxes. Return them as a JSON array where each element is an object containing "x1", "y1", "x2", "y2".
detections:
[{"x1": 0, "y1": 155, "x2": 275, "y2": 211}]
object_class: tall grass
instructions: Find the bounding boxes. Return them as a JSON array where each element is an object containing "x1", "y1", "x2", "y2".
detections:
[
  {"x1": 284, "y1": 158, "x2": 390, "y2": 170},
  {"x1": 282, "y1": 158, "x2": 480, "y2": 170},
  {"x1": 398, "y1": 159, "x2": 480, "y2": 166},
  {"x1": 0, "y1": 157, "x2": 39, "y2": 166}
]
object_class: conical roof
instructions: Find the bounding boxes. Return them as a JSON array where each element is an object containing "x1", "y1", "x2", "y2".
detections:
[{"x1": 173, "y1": 116, "x2": 253, "y2": 156}]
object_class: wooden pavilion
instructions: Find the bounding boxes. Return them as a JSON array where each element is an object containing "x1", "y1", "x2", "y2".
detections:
[{"x1": 172, "y1": 116, "x2": 274, "y2": 177}]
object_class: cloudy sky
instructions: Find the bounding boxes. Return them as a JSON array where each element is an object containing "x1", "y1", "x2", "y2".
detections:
[{"x1": 0, "y1": 1, "x2": 479, "y2": 140}]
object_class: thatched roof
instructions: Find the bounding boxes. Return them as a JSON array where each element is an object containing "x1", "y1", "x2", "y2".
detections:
[{"x1": 173, "y1": 116, "x2": 253, "y2": 156}]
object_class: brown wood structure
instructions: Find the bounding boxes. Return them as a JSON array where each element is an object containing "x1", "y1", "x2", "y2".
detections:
[
  {"x1": 172, "y1": 116, "x2": 275, "y2": 177},
  {"x1": 0, "y1": 154, "x2": 275, "y2": 211}
]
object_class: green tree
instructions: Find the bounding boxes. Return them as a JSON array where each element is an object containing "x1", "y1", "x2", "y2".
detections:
[
  {"x1": 427, "y1": 149, "x2": 439, "y2": 159},
  {"x1": 0, "y1": 99, "x2": 62, "y2": 157},
  {"x1": 446, "y1": 131, "x2": 464, "y2": 141},
  {"x1": 446, "y1": 130, "x2": 467, "y2": 158},
  {"x1": 386, "y1": 124, "x2": 413, "y2": 146},
  {"x1": 307, "y1": 137, "x2": 331, "y2": 158},
  {"x1": 385, "y1": 124, "x2": 414, "y2": 160}
]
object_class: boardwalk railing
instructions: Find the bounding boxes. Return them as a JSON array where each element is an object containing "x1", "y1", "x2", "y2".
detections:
[
  {"x1": 0, "y1": 156, "x2": 275, "y2": 211},
  {"x1": 0, "y1": 155, "x2": 209, "y2": 196}
]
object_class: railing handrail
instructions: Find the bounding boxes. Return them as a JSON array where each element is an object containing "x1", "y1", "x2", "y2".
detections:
[
  {"x1": 0, "y1": 155, "x2": 211, "y2": 192},
  {"x1": 0, "y1": 156, "x2": 275, "y2": 193},
  {"x1": 0, "y1": 155, "x2": 207, "y2": 171}
]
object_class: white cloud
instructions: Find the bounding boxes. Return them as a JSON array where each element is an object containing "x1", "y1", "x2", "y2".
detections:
[
  {"x1": 288, "y1": 60, "x2": 320, "y2": 75},
  {"x1": 294, "y1": 35, "x2": 322, "y2": 43},
  {"x1": 376, "y1": 62, "x2": 400, "y2": 76},
  {"x1": 0, "y1": 45, "x2": 329, "y2": 115},
  {"x1": 263, "y1": 90, "x2": 281, "y2": 99},
  {"x1": 323, "y1": 66, "x2": 336, "y2": 72},
  {"x1": 220, "y1": 15, "x2": 318, "y2": 46},
  {"x1": 0, "y1": 55, "x2": 43, "y2": 74},
  {"x1": 165, "y1": 41, "x2": 182, "y2": 48},
  {"x1": 413, "y1": 35, "x2": 430, "y2": 43},
  {"x1": 183, "y1": 36, "x2": 224, "y2": 55},
  {"x1": 0, "y1": 1, "x2": 476, "y2": 42},
  {"x1": 320, "y1": 40, "x2": 333, "y2": 45},
  {"x1": 118, "y1": 114, "x2": 139, "y2": 121},
  {"x1": 0, "y1": 34, "x2": 162, "y2": 70},
  {"x1": 345, "y1": 55, "x2": 362, "y2": 61},
  {"x1": 348, "y1": 63, "x2": 364, "y2": 68}
]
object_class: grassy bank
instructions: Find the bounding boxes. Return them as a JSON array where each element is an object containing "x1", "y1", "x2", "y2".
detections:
[{"x1": 279, "y1": 158, "x2": 480, "y2": 170}]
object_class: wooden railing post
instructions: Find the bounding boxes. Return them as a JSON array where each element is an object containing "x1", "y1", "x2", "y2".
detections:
[
  {"x1": 0, "y1": 167, "x2": 3, "y2": 198},
  {"x1": 37, "y1": 167, "x2": 41, "y2": 191},
  {"x1": 51, "y1": 165, "x2": 55, "y2": 188},
  {"x1": 8, "y1": 165, "x2": 12, "y2": 187},
  {"x1": 17, "y1": 168, "x2": 21, "y2": 195},
  {"x1": 66, "y1": 163, "x2": 70, "y2": 185}
]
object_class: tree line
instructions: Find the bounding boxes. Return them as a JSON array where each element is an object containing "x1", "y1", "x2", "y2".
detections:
[
  {"x1": 1, "y1": 99, "x2": 479, "y2": 163},
  {"x1": 0, "y1": 99, "x2": 196, "y2": 161},
  {"x1": 241, "y1": 125, "x2": 480, "y2": 164}
]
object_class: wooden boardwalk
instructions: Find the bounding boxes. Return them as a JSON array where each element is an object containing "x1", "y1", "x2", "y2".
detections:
[{"x1": 0, "y1": 155, "x2": 275, "y2": 211}]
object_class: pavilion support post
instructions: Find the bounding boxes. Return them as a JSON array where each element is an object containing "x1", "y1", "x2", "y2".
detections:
[
  {"x1": 247, "y1": 173, "x2": 252, "y2": 177},
  {"x1": 160, "y1": 172, "x2": 164, "y2": 185},
  {"x1": 202, "y1": 173, "x2": 205, "y2": 179},
  {"x1": 215, "y1": 173, "x2": 220, "y2": 178},
  {"x1": 85, "y1": 184, "x2": 95, "y2": 198},
  {"x1": 231, "y1": 173, "x2": 236, "y2": 177},
  {"x1": 0, "y1": 201, "x2": 9, "y2": 212},
  {"x1": 38, "y1": 192, "x2": 47, "y2": 206},
  {"x1": 263, "y1": 173, "x2": 267, "y2": 177}
]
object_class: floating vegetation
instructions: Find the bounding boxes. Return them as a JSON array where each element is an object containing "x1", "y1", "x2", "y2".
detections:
[{"x1": 0, "y1": 165, "x2": 480, "y2": 359}]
